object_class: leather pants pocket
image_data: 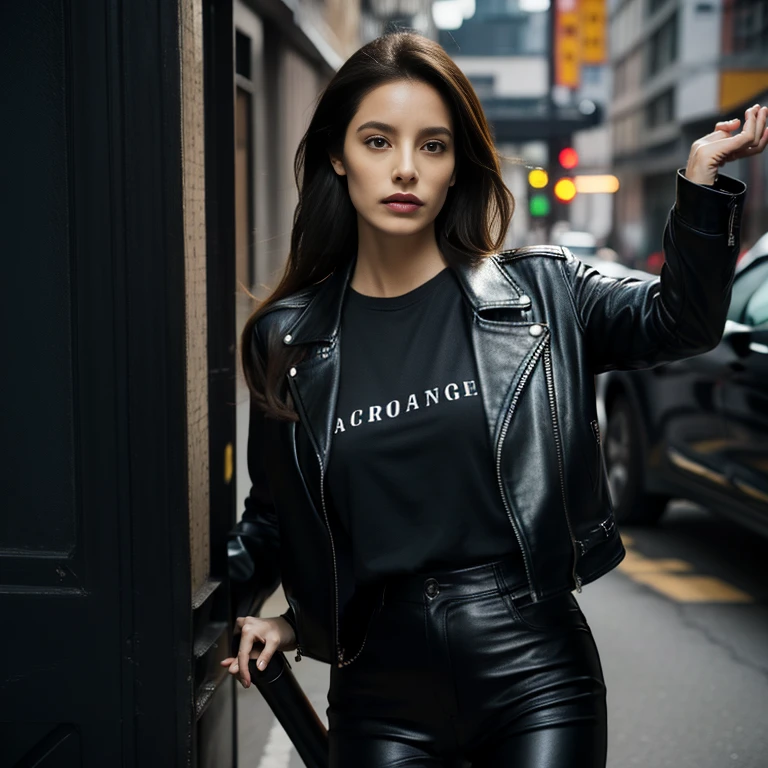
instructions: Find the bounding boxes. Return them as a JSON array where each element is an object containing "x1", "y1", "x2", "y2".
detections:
[{"x1": 501, "y1": 591, "x2": 588, "y2": 633}]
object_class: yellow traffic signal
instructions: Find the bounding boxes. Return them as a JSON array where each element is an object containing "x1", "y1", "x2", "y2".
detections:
[
  {"x1": 553, "y1": 178, "x2": 577, "y2": 203},
  {"x1": 528, "y1": 169, "x2": 549, "y2": 189}
]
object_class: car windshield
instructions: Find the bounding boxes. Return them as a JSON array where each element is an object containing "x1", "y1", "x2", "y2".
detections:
[{"x1": 567, "y1": 246, "x2": 599, "y2": 259}]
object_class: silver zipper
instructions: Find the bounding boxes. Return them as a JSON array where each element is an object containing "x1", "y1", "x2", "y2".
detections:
[
  {"x1": 543, "y1": 343, "x2": 582, "y2": 593},
  {"x1": 495, "y1": 332, "x2": 549, "y2": 600},
  {"x1": 727, "y1": 199, "x2": 737, "y2": 247},
  {"x1": 338, "y1": 617, "x2": 372, "y2": 668}
]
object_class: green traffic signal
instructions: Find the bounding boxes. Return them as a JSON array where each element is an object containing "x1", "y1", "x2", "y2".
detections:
[{"x1": 529, "y1": 193, "x2": 550, "y2": 217}]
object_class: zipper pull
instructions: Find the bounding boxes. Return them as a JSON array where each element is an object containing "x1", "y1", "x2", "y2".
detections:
[
  {"x1": 337, "y1": 646, "x2": 344, "y2": 667},
  {"x1": 727, "y1": 200, "x2": 737, "y2": 247},
  {"x1": 574, "y1": 573, "x2": 583, "y2": 593},
  {"x1": 294, "y1": 645, "x2": 303, "y2": 663}
]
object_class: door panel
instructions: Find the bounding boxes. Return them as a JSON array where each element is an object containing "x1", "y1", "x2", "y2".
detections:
[{"x1": 719, "y1": 320, "x2": 768, "y2": 530}]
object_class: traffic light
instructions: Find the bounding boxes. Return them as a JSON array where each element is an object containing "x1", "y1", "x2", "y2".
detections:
[
  {"x1": 527, "y1": 168, "x2": 551, "y2": 218},
  {"x1": 553, "y1": 177, "x2": 577, "y2": 203},
  {"x1": 553, "y1": 145, "x2": 578, "y2": 205},
  {"x1": 558, "y1": 147, "x2": 579, "y2": 170}
]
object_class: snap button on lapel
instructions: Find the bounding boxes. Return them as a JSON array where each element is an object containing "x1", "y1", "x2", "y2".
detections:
[
  {"x1": 518, "y1": 294, "x2": 530, "y2": 305},
  {"x1": 289, "y1": 367, "x2": 297, "y2": 377},
  {"x1": 283, "y1": 334, "x2": 293, "y2": 344},
  {"x1": 528, "y1": 324, "x2": 544, "y2": 337}
]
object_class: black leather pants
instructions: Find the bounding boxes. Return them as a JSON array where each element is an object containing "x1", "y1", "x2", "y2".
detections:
[{"x1": 327, "y1": 554, "x2": 607, "y2": 767}]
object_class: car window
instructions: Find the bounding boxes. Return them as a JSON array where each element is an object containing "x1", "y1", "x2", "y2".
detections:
[
  {"x1": 727, "y1": 258, "x2": 768, "y2": 323},
  {"x1": 744, "y1": 278, "x2": 768, "y2": 327}
]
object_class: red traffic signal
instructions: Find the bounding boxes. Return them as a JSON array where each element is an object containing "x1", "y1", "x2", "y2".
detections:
[{"x1": 558, "y1": 147, "x2": 579, "y2": 170}]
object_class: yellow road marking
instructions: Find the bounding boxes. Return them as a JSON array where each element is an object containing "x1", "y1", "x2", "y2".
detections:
[
  {"x1": 618, "y1": 539, "x2": 753, "y2": 603},
  {"x1": 618, "y1": 551, "x2": 693, "y2": 574},
  {"x1": 630, "y1": 573, "x2": 753, "y2": 603}
]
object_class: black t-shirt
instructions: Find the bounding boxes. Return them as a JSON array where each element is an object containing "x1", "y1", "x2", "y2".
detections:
[{"x1": 326, "y1": 266, "x2": 520, "y2": 585}]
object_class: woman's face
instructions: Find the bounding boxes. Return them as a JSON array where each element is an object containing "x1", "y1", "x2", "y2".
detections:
[{"x1": 329, "y1": 79, "x2": 456, "y2": 238}]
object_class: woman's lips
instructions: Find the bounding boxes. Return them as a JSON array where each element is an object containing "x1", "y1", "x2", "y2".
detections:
[{"x1": 383, "y1": 201, "x2": 423, "y2": 213}]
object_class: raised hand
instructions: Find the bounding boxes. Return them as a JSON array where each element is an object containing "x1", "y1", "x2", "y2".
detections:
[{"x1": 685, "y1": 104, "x2": 768, "y2": 186}]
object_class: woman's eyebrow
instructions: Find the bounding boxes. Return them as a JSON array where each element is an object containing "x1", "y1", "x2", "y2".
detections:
[{"x1": 355, "y1": 120, "x2": 452, "y2": 139}]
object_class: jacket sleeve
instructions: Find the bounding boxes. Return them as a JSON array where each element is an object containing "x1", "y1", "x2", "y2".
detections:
[
  {"x1": 561, "y1": 169, "x2": 747, "y2": 374},
  {"x1": 227, "y1": 324, "x2": 282, "y2": 617}
]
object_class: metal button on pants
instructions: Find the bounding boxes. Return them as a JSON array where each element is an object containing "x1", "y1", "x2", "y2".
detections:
[{"x1": 328, "y1": 554, "x2": 607, "y2": 768}]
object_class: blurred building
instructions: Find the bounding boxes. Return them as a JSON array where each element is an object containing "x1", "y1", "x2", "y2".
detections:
[
  {"x1": 437, "y1": 0, "x2": 610, "y2": 248},
  {"x1": 609, "y1": 0, "x2": 768, "y2": 267}
]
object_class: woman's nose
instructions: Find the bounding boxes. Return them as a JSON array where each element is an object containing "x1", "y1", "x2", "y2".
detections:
[{"x1": 392, "y1": 151, "x2": 418, "y2": 183}]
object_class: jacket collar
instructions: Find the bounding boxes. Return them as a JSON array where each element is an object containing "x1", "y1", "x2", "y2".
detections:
[{"x1": 284, "y1": 240, "x2": 531, "y2": 346}]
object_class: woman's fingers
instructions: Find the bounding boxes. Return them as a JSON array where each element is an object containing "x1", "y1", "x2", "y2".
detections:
[
  {"x1": 734, "y1": 105, "x2": 763, "y2": 149},
  {"x1": 724, "y1": 105, "x2": 767, "y2": 154},
  {"x1": 237, "y1": 634, "x2": 259, "y2": 687},
  {"x1": 748, "y1": 105, "x2": 767, "y2": 146},
  {"x1": 686, "y1": 105, "x2": 766, "y2": 182},
  {"x1": 254, "y1": 631, "x2": 281, "y2": 673},
  {"x1": 222, "y1": 617, "x2": 290, "y2": 688}
]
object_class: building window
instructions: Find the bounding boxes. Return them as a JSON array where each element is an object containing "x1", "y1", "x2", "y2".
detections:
[
  {"x1": 467, "y1": 75, "x2": 496, "y2": 100},
  {"x1": 730, "y1": 0, "x2": 768, "y2": 53},
  {"x1": 645, "y1": 88, "x2": 675, "y2": 128},
  {"x1": 235, "y1": 30, "x2": 251, "y2": 79},
  {"x1": 647, "y1": 12, "x2": 678, "y2": 78}
]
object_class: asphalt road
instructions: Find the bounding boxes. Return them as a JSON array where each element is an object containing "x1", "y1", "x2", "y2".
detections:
[{"x1": 234, "y1": 501, "x2": 768, "y2": 767}]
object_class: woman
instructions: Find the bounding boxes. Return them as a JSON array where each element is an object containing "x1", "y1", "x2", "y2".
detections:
[{"x1": 221, "y1": 31, "x2": 767, "y2": 767}]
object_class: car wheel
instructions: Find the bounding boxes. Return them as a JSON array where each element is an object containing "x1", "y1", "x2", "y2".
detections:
[{"x1": 605, "y1": 394, "x2": 669, "y2": 525}]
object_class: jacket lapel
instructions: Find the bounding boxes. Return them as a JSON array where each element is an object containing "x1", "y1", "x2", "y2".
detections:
[
  {"x1": 451, "y1": 254, "x2": 547, "y2": 450},
  {"x1": 284, "y1": 257, "x2": 354, "y2": 472}
]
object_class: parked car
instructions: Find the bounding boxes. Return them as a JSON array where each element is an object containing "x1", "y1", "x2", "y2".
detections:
[
  {"x1": 554, "y1": 230, "x2": 651, "y2": 281},
  {"x1": 595, "y1": 237, "x2": 768, "y2": 536},
  {"x1": 555, "y1": 230, "x2": 598, "y2": 259}
]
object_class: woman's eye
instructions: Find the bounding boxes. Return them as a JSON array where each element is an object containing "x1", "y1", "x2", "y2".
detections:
[{"x1": 364, "y1": 137, "x2": 446, "y2": 152}]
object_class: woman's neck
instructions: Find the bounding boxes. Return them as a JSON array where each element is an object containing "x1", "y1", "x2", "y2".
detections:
[{"x1": 350, "y1": 227, "x2": 448, "y2": 298}]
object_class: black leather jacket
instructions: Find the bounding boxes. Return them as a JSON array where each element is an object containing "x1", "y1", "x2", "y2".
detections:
[{"x1": 231, "y1": 169, "x2": 746, "y2": 668}]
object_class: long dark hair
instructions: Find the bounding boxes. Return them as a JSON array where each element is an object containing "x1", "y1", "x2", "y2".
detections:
[{"x1": 242, "y1": 31, "x2": 515, "y2": 421}]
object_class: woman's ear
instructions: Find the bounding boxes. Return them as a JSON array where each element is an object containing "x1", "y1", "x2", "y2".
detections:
[
  {"x1": 449, "y1": 170, "x2": 456, "y2": 187},
  {"x1": 329, "y1": 152, "x2": 347, "y2": 177}
]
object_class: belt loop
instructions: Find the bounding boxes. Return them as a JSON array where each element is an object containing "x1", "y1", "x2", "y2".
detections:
[{"x1": 492, "y1": 561, "x2": 509, "y2": 598}]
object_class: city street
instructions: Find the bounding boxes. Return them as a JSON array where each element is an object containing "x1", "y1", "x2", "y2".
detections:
[
  {"x1": 7, "y1": 0, "x2": 767, "y2": 763},
  {"x1": 235, "y1": 501, "x2": 768, "y2": 767}
]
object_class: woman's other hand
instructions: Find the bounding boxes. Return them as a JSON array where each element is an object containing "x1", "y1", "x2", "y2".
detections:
[
  {"x1": 219, "y1": 615, "x2": 297, "y2": 688},
  {"x1": 685, "y1": 104, "x2": 768, "y2": 186}
]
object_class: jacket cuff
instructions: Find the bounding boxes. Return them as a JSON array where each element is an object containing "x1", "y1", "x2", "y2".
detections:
[{"x1": 675, "y1": 168, "x2": 746, "y2": 235}]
